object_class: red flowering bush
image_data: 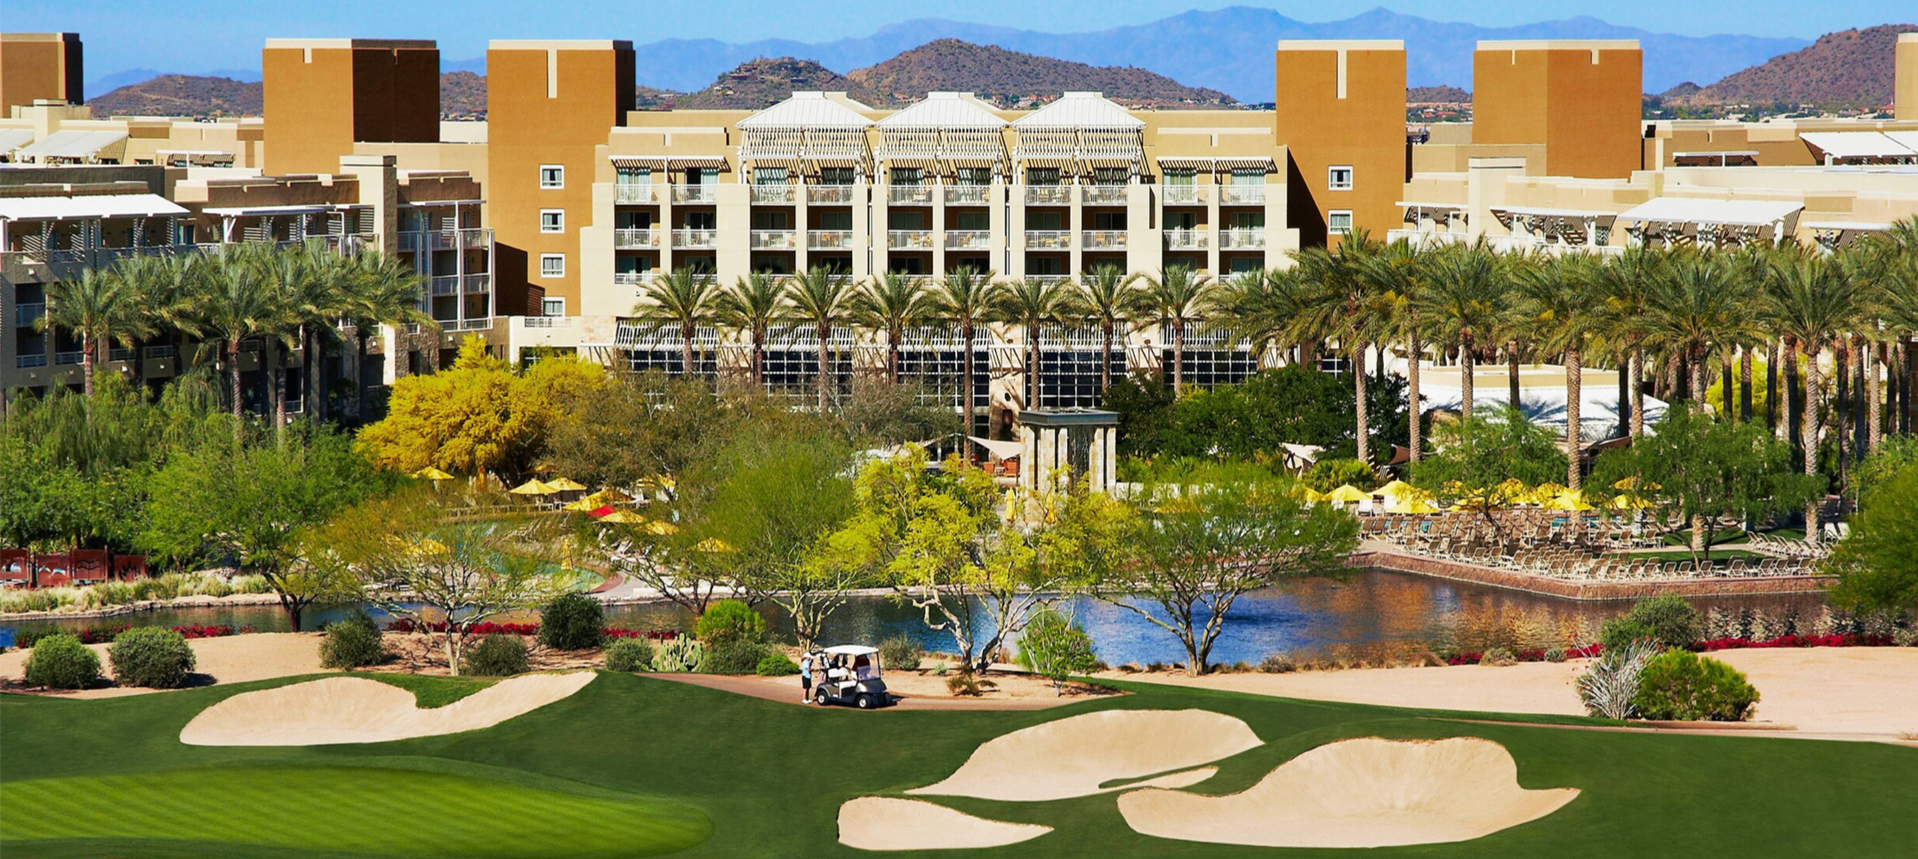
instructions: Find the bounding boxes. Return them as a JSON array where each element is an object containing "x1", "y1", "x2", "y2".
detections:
[
  {"x1": 14, "y1": 623, "x2": 247, "y2": 649},
  {"x1": 1694, "y1": 632, "x2": 1895, "y2": 652}
]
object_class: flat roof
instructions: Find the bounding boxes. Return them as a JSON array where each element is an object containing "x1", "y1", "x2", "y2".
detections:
[
  {"x1": 1618, "y1": 197, "x2": 1803, "y2": 227},
  {"x1": 488, "y1": 40, "x2": 632, "y2": 50},
  {"x1": 17, "y1": 130, "x2": 127, "y2": 160},
  {"x1": 264, "y1": 39, "x2": 435, "y2": 49},
  {"x1": 1800, "y1": 131, "x2": 1917, "y2": 160},
  {"x1": 1477, "y1": 40, "x2": 1641, "y2": 51},
  {"x1": 1276, "y1": 40, "x2": 1404, "y2": 51},
  {"x1": 0, "y1": 33, "x2": 80, "y2": 42}
]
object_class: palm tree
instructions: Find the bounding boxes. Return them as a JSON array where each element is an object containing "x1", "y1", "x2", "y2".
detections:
[
  {"x1": 926, "y1": 266, "x2": 995, "y2": 446},
  {"x1": 1212, "y1": 267, "x2": 1313, "y2": 371},
  {"x1": 250, "y1": 243, "x2": 321, "y2": 434},
  {"x1": 991, "y1": 277, "x2": 1073, "y2": 410},
  {"x1": 1516, "y1": 253, "x2": 1604, "y2": 491},
  {"x1": 1292, "y1": 233, "x2": 1381, "y2": 462},
  {"x1": 1763, "y1": 251, "x2": 1860, "y2": 544},
  {"x1": 1597, "y1": 247, "x2": 1667, "y2": 439},
  {"x1": 1360, "y1": 238, "x2": 1435, "y2": 464},
  {"x1": 1125, "y1": 264, "x2": 1216, "y2": 396},
  {"x1": 1642, "y1": 252, "x2": 1741, "y2": 410},
  {"x1": 198, "y1": 245, "x2": 280, "y2": 432},
  {"x1": 1419, "y1": 243, "x2": 1502, "y2": 418},
  {"x1": 782, "y1": 266, "x2": 860, "y2": 409},
  {"x1": 1070, "y1": 264, "x2": 1133, "y2": 394},
  {"x1": 633, "y1": 268, "x2": 721, "y2": 379},
  {"x1": 293, "y1": 243, "x2": 361, "y2": 423},
  {"x1": 854, "y1": 271, "x2": 929, "y2": 384},
  {"x1": 718, "y1": 271, "x2": 784, "y2": 386},
  {"x1": 1492, "y1": 253, "x2": 1536, "y2": 412},
  {"x1": 341, "y1": 249, "x2": 431, "y2": 423},
  {"x1": 36, "y1": 266, "x2": 143, "y2": 397}
]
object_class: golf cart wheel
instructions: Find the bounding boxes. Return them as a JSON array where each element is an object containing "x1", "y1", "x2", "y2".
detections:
[
  {"x1": 855, "y1": 693, "x2": 877, "y2": 710},
  {"x1": 814, "y1": 689, "x2": 830, "y2": 706}
]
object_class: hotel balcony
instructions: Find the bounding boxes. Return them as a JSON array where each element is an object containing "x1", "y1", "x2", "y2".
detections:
[
  {"x1": 1024, "y1": 186, "x2": 1072, "y2": 205},
  {"x1": 944, "y1": 185, "x2": 991, "y2": 204},
  {"x1": 1220, "y1": 229, "x2": 1266, "y2": 250},
  {"x1": 808, "y1": 230, "x2": 854, "y2": 250},
  {"x1": 464, "y1": 273, "x2": 491, "y2": 294},
  {"x1": 54, "y1": 350, "x2": 84, "y2": 366},
  {"x1": 750, "y1": 185, "x2": 797, "y2": 204},
  {"x1": 1081, "y1": 185, "x2": 1128, "y2": 205},
  {"x1": 15, "y1": 353, "x2": 48, "y2": 368},
  {"x1": 671, "y1": 185, "x2": 718, "y2": 204},
  {"x1": 945, "y1": 230, "x2": 990, "y2": 250},
  {"x1": 1219, "y1": 185, "x2": 1266, "y2": 205},
  {"x1": 614, "y1": 228, "x2": 660, "y2": 249},
  {"x1": 1162, "y1": 186, "x2": 1210, "y2": 205},
  {"x1": 613, "y1": 271, "x2": 648, "y2": 286},
  {"x1": 1027, "y1": 274, "x2": 1072, "y2": 286},
  {"x1": 461, "y1": 228, "x2": 491, "y2": 249},
  {"x1": 673, "y1": 229, "x2": 718, "y2": 249},
  {"x1": 615, "y1": 184, "x2": 658, "y2": 204},
  {"x1": 1024, "y1": 230, "x2": 1072, "y2": 250},
  {"x1": 1082, "y1": 230, "x2": 1127, "y2": 250},
  {"x1": 888, "y1": 230, "x2": 935, "y2": 250},
  {"x1": 429, "y1": 275, "x2": 461, "y2": 297},
  {"x1": 1165, "y1": 229, "x2": 1208, "y2": 250},
  {"x1": 15, "y1": 302, "x2": 45, "y2": 326},
  {"x1": 751, "y1": 230, "x2": 798, "y2": 250},
  {"x1": 887, "y1": 186, "x2": 934, "y2": 205},
  {"x1": 808, "y1": 185, "x2": 856, "y2": 205}
]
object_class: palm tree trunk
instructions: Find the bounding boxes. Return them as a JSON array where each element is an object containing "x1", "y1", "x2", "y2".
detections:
[
  {"x1": 1719, "y1": 350, "x2": 1733, "y2": 420},
  {"x1": 1566, "y1": 345, "x2": 1582, "y2": 491},
  {"x1": 1407, "y1": 327, "x2": 1423, "y2": 465},
  {"x1": 1803, "y1": 350, "x2": 1823, "y2": 544},
  {"x1": 1354, "y1": 339, "x2": 1370, "y2": 464},
  {"x1": 81, "y1": 332, "x2": 98, "y2": 397},
  {"x1": 1460, "y1": 335, "x2": 1475, "y2": 418},
  {"x1": 1506, "y1": 340, "x2": 1520, "y2": 411},
  {"x1": 1767, "y1": 340, "x2": 1781, "y2": 437},
  {"x1": 1739, "y1": 348, "x2": 1754, "y2": 423},
  {"x1": 1027, "y1": 336, "x2": 1040, "y2": 409},
  {"x1": 888, "y1": 326, "x2": 901, "y2": 384},
  {"x1": 1172, "y1": 323, "x2": 1186, "y2": 396},
  {"x1": 682, "y1": 322, "x2": 697, "y2": 380},
  {"x1": 960, "y1": 322, "x2": 976, "y2": 451},
  {"x1": 1785, "y1": 339, "x2": 1802, "y2": 451},
  {"x1": 227, "y1": 337, "x2": 243, "y2": 435},
  {"x1": 1903, "y1": 336, "x2": 1915, "y2": 435},
  {"x1": 354, "y1": 331, "x2": 369, "y2": 423},
  {"x1": 272, "y1": 342, "x2": 288, "y2": 440},
  {"x1": 1629, "y1": 346, "x2": 1645, "y2": 440},
  {"x1": 1100, "y1": 322, "x2": 1114, "y2": 394},
  {"x1": 1690, "y1": 346, "x2": 1707, "y2": 412},
  {"x1": 816, "y1": 322, "x2": 831, "y2": 409},
  {"x1": 1868, "y1": 341, "x2": 1884, "y2": 454},
  {"x1": 1833, "y1": 344, "x2": 1850, "y2": 470}
]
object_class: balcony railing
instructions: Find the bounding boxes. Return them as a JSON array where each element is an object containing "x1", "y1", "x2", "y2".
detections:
[
  {"x1": 1219, "y1": 185, "x2": 1266, "y2": 205},
  {"x1": 615, "y1": 184, "x2": 658, "y2": 204},
  {"x1": 751, "y1": 230, "x2": 797, "y2": 250},
  {"x1": 945, "y1": 230, "x2": 990, "y2": 250},
  {"x1": 1082, "y1": 230, "x2": 1127, "y2": 250},
  {"x1": 808, "y1": 230, "x2": 854, "y2": 250},
  {"x1": 671, "y1": 185, "x2": 718, "y2": 204},
  {"x1": 143, "y1": 345, "x2": 176, "y2": 359},
  {"x1": 54, "y1": 350, "x2": 84, "y2": 366},
  {"x1": 614, "y1": 271, "x2": 648, "y2": 285},
  {"x1": 1165, "y1": 229, "x2": 1208, "y2": 250},
  {"x1": 888, "y1": 230, "x2": 934, "y2": 250},
  {"x1": 1081, "y1": 185, "x2": 1128, "y2": 205},
  {"x1": 1027, "y1": 274, "x2": 1072, "y2": 286},
  {"x1": 15, "y1": 303, "x2": 45, "y2": 326},
  {"x1": 429, "y1": 275, "x2": 461, "y2": 297},
  {"x1": 1162, "y1": 185, "x2": 1209, "y2": 205},
  {"x1": 1024, "y1": 230, "x2": 1071, "y2": 250},
  {"x1": 750, "y1": 185, "x2": 797, "y2": 204},
  {"x1": 944, "y1": 185, "x2": 991, "y2": 204},
  {"x1": 808, "y1": 185, "x2": 855, "y2": 205},
  {"x1": 523, "y1": 316, "x2": 576, "y2": 329},
  {"x1": 464, "y1": 273, "x2": 491, "y2": 294},
  {"x1": 460, "y1": 228, "x2": 492, "y2": 250},
  {"x1": 1024, "y1": 186, "x2": 1072, "y2": 205},
  {"x1": 614, "y1": 228, "x2": 660, "y2": 249},
  {"x1": 16, "y1": 354, "x2": 48, "y2": 368},
  {"x1": 673, "y1": 229, "x2": 718, "y2": 249},
  {"x1": 397, "y1": 233, "x2": 421, "y2": 252},
  {"x1": 1220, "y1": 229, "x2": 1267, "y2": 250},
  {"x1": 887, "y1": 186, "x2": 933, "y2": 205},
  {"x1": 108, "y1": 347, "x2": 135, "y2": 362}
]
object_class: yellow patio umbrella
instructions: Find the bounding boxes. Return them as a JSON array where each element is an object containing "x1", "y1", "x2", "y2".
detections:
[
  {"x1": 598, "y1": 510, "x2": 646, "y2": 524},
  {"x1": 695, "y1": 537, "x2": 737, "y2": 553},
  {"x1": 509, "y1": 479, "x2": 558, "y2": 496},
  {"x1": 644, "y1": 520, "x2": 680, "y2": 536},
  {"x1": 546, "y1": 477, "x2": 588, "y2": 492},
  {"x1": 411, "y1": 466, "x2": 454, "y2": 481},
  {"x1": 1373, "y1": 479, "x2": 1416, "y2": 500},
  {"x1": 1293, "y1": 486, "x2": 1326, "y2": 503},
  {"x1": 561, "y1": 498, "x2": 600, "y2": 512},
  {"x1": 1526, "y1": 482, "x2": 1569, "y2": 506},
  {"x1": 591, "y1": 488, "x2": 634, "y2": 504},
  {"x1": 1546, "y1": 489, "x2": 1594, "y2": 511},
  {"x1": 1385, "y1": 494, "x2": 1442, "y2": 514},
  {"x1": 1612, "y1": 476, "x2": 1662, "y2": 492},
  {"x1": 1610, "y1": 493, "x2": 1653, "y2": 510},
  {"x1": 1325, "y1": 484, "x2": 1373, "y2": 504}
]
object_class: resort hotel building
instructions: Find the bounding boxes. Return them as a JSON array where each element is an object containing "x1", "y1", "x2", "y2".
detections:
[{"x1": 3, "y1": 31, "x2": 1918, "y2": 425}]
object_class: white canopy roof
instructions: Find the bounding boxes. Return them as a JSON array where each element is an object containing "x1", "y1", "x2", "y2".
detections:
[
  {"x1": 17, "y1": 129, "x2": 128, "y2": 160},
  {"x1": 968, "y1": 435, "x2": 1026, "y2": 461},
  {"x1": 0, "y1": 129, "x2": 36, "y2": 152},
  {"x1": 1013, "y1": 92, "x2": 1144, "y2": 129},
  {"x1": 820, "y1": 645, "x2": 878, "y2": 655},
  {"x1": 877, "y1": 92, "x2": 1007, "y2": 129},
  {"x1": 1801, "y1": 220, "x2": 1894, "y2": 232},
  {"x1": 1494, "y1": 205, "x2": 1620, "y2": 219},
  {"x1": 1617, "y1": 197, "x2": 1803, "y2": 227},
  {"x1": 1799, "y1": 131, "x2": 1917, "y2": 160},
  {"x1": 1885, "y1": 131, "x2": 1918, "y2": 153},
  {"x1": 202, "y1": 204, "x2": 334, "y2": 216},
  {"x1": 0, "y1": 193, "x2": 188, "y2": 222},
  {"x1": 737, "y1": 91, "x2": 874, "y2": 129}
]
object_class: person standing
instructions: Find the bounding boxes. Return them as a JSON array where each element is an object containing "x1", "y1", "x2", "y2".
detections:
[{"x1": 799, "y1": 651, "x2": 814, "y2": 703}]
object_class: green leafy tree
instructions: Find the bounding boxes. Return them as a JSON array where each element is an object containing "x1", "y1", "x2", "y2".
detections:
[
  {"x1": 1826, "y1": 462, "x2": 1918, "y2": 613},
  {"x1": 1015, "y1": 606, "x2": 1099, "y2": 694},
  {"x1": 1414, "y1": 407, "x2": 1567, "y2": 539},
  {"x1": 632, "y1": 267, "x2": 721, "y2": 377}
]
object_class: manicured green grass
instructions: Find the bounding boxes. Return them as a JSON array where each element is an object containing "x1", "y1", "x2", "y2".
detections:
[
  {"x1": 361, "y1": 672, "x2": 494, "y2": 708},
  {"x1": 2, "y1": 671, "x2": 1914, "y2": 858}
]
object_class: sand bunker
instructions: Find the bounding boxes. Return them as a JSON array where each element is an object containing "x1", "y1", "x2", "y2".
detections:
[
  {"x1": 837, "y1": 797, "x2": 1051, "y2": 851},
  {"x1": 908, "y1": 709, "x2": 1260, "y2": 801},
  {"x1": 1118, "y1": 737, "x2": 1579, "y2": 848},
  {"x1": 179, "y1": 672, "x2": 596, "y2": 746}
]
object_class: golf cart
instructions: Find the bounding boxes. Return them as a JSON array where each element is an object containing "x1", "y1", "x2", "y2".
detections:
[{"x1": 810, "y1": 644, "x2": 891, "y2": 709}]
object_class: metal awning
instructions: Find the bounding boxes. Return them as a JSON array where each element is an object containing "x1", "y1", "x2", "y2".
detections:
[
  {"x1": 1801, "y1": 220, "x2": 1894, "y2": 232},
  {"x1": 0, "y1": 193, "x2": 188, "y2": 221},
  {"x1": 0, "y1": 129, "x2": 38, "y2": 152},
  {"x1": 17, "y1": 130, "x2": 128, "y2": 160},
  {"x1": 1617, "y1": 197, "x2": 1803, "y2": 227},
  {"x1": 668, "y1": 156, "x2": 730, "y2": 170},
  {"x1": 201, "y1": 205, "x2": 332, "y2": 216},
  {"x1": 610, "y1": 155, "x2": 667, "y2": 166},
  {"x1": 1799, "y1": 132, "x2": 1917, "y2": 161}
]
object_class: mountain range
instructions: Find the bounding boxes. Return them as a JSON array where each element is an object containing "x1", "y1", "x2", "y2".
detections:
[{"x1": 1662, "y1": 24, "x2": 1917, "y2": 107}]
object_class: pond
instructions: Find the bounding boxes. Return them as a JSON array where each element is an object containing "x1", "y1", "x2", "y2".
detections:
[{"x1": 1, "y1": 569, "x2": 1837, "y2": 666}]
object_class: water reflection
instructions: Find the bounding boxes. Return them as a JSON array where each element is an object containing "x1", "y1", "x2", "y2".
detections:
[{"x1": 3, "y1": 570, "x2": 1832, "y2": 665}]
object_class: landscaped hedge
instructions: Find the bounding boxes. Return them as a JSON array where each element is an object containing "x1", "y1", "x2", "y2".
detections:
[
  {"x1": 13, "y1": 623, "x2": 249, "y2": 649},
  {"x1": 605, "y1": 639, "x2": 654, "y2": 672},
  {"x1": 109, "y1": 627, "x2": 198, "y2": 688},
  {"x1": 462, "y1": 634, "x2": 529, "y2": 676},
  {"x1": 23, "y1": 633, "x2": 102, "y2": 689},
  {"x1": 320, "y1": 614, "x2": 386, "y2": 669},
  {"x1": 1633, "y1": 649, "x2": 1760, "y2": 721},
  {"x1": 538, "y1": 594, "x2": 605, "y2": 650}
]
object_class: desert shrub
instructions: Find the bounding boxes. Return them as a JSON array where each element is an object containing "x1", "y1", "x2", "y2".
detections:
[
  {"x1": 1576, "y1": 639, "x2": 1660, "y2": 720},
  {"x1": 538, "y1": 593, "x2": 605, "y2": 650},
  {"x1": 1479, "y1": 647, "x2": 1518, "y2": 667},
  {"x1": 1544, "y1": 647, "x2": 1568, "y2": 663},
  {"x1": 1633, "y1": 650, "x2": 1759, "y2": 721},
  {"x1": 23, "y1": 633, "x2": 101, "y2": 689},
  {"x1": 1015, "y1": 608, "x2": 1099, "y2": 693},
  {"x1": 1304, "y1": 458, "x2": 1377, "y2": 493},
  {"x1": 1259, "y1": 653, "x2": 1298, "y2": 673},
  {"x1": 462, "y1": 634, "x2": 528, "y2": 676},
  {"x1": 694, "y1": 600, "x2": 766, "y2": 647},
  {"x1": 878, "y1": 635, "x2": 922, "y2": 671},
  {"x1": 1600, "y1": 618, "x2": 1658, "y2": 652},
  {"x1": 605, "y1": 638, "x2": 653, "y2": 672},
  {"x1": 320, "y1": 613, "x2": 386, "y2": 669},
  {"x1": 1607, "y1": 595, "x2": 1703, "y2": 651},
  {"x1": 756, "y1": 652, "x2": 800, "y2": 676},
  {"x1": 700, "y1": 640, "x2": 770, "y2": 675},
  {"x1": 652, "y1": 637, "x2": 705, "y2": 673},
  {"x1": 108, "y1": 626, "x2": 197, "y2": 689},
  {"x1": 944, "y1": 671, "x2": 998, "y2": 697}
]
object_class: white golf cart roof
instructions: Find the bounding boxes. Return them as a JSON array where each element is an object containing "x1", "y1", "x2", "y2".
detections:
[{"x1": 821, "y1": 645, "x2": 879, "y2": 656}]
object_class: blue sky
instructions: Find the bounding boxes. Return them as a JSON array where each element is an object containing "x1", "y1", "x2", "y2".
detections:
[{"x1": 11, "y1": 0, "x2": 1911, "y2": 79}]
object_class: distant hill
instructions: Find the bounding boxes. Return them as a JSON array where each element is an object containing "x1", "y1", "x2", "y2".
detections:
[
  {"x1": 1669, "y1": 24, "x2": 1918, "y2": 108},
  {"x1": 439, "y1": 71, "x2": 486, "y2": 119},
  {"x1": 1408, "y1": 85, "x2": 1470, "y2": 103},
  {"x1": 88, "y1": 75, "x2": 263, "y2": 117},
  {"x1": 849, "y1": 39, "x2": 1232, "y2": 108},
  {"x1": 674, "y1": 57, "x2": 879, "y2": 110}
]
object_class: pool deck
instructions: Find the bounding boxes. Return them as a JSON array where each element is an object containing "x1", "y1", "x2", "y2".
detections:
[{"x1": 1351, "y1": 546, "x2": 1834, "y2": 601}]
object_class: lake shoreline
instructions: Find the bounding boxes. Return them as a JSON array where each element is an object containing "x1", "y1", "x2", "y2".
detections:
[{"x1": 1352, "y1": 549, "x2": 1835, "y2": 601}]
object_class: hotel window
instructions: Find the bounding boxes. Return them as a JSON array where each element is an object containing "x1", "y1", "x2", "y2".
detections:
[
  {"x1": 952, "y1": 211, "x2": 989, "y2": 231},
  {"x1": 1227, "y1": 168, "x2": 1264, "y2": 184},
  {"x1": 890, "y1": 167, "x2": 924, "y2": 185},
  {"x1": 616, "y1": 166, "x2": 652, "y2": 185},
  {"x1": 542, "y1": 297, "x2": 566, "y2": 316},
  {"x1": 540, "y1": 209, "x2": 564, "y2": 233},
  {"x1": 1092, "y1": 167, "x2": 1127, "y2": 185},
  {"x1": 540, "y1": 165, "x2": 564, "y2": 189},
  {"x1": 1026, "y1": 167, "x2": 1062, "y2": 186},
  {"x1": 1328, "y1": 210, "x2": 1354, "y2": 235},
  {"x1": 753, "y1": 167, "x2": 789, "y2": 185},
  {"x1": 818, "y1": 166, "x2": 855, "y2": 186},
  {"x1": 956, "y1": 167, "x2": 993, "y2": 186},
  {"x1": 1164, "y1": 168, "x2": 1196, "y2": 186},
  {"x1": 540, "y1": 254, "x2": 566, "y2": 278},
  {"x1": 1327, "y1": 165, "x2": 1354, "y2": 191}
]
